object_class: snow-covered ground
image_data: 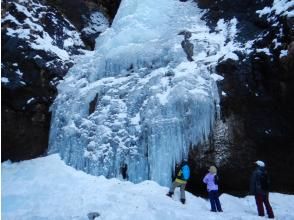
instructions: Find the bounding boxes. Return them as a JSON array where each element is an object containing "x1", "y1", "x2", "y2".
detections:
[{"x1": 2, "y1": 155, "x2": 294, "y2": 220}]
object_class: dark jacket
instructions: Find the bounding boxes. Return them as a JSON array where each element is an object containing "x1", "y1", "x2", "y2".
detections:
[
  {"x1": 172, "y1": 164, "x2": 180, "y2": 181},
  {"x1": 250, "y1": 166, "x2": 269, "y2": 195}
]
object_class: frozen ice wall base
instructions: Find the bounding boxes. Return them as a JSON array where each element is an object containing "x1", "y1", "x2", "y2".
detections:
[{"x1": 49, "y1": 0, "x2": 240, "y2": 186}]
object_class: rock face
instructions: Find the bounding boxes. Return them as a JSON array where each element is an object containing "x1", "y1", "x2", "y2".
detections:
[
  {"x1": 187, "y1": 0, "x2": 294, "y2": 195},
  {"x1": 46, "y1": 0, "x2": 118, "y2": 49},
  {"x1": 2, "y1": 0, "x2": 293, "y2": 195},
  {"x1": 179, "y1": 31, "x2": 194, "y2": 61},
  {"x1": 1, "y1": 0, "x2": 113, "y2": 162}
]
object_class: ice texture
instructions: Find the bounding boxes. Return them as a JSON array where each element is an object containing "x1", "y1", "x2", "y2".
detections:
[{"x1": 49, "y1": 0, "x2": 240, "y2": 186}]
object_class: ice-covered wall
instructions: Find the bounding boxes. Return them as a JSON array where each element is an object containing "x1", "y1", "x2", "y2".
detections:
[{"x1": 49, "y1": 0, "x2": 240, "y2": 186}]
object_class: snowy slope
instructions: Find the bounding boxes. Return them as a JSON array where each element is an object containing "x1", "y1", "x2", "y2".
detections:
[{"x1": 2, "y1": 155, "x2": 294, "y2": 220}]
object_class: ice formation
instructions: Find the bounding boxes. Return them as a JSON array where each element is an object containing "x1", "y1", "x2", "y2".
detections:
[{"x1": 49, "y1": 0, "x2": 240, "y2": 186}]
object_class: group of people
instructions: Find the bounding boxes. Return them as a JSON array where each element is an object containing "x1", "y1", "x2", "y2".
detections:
[{"x1": 166, "y1": 160, "x2": 275, "y2": 219}]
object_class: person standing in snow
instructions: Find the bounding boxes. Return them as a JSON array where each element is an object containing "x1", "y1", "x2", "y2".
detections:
[
  {"x1": 120, "y1": 163, "x2": 128, "y2": 180},
  {"x1": 250, "y1": 160, "x2": 275, "y2": 219},
  {"x1": 166, "y1": 159, "x2": 190, "y2": 204},
  {"x1": 203, "y1": 166, "x2": 223, "y2": 212}
]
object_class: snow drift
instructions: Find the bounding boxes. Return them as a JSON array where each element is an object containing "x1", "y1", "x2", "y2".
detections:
[{"x1": 2, "y1": 155, "x2": 294, "y2": 220}]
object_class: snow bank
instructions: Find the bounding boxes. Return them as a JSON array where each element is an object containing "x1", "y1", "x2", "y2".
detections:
[{"x1": 2, "y1": 155, "x2": 294, "y2": 220}]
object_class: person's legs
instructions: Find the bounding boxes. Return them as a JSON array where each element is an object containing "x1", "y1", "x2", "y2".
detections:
[
  {"x1": 179, "y1": 183, "x2": 186, "y2": 204},
  {"x1": 255, "y1": 194, "x2": 265, "y2": 216},
  {"x1": 209, "y1": 191, "x2": 216, "y2": 211},
  {"x1": 262, "y1": 194, "x2": 274, "y2": 218},
  {"x1": 167, "y1": 181, "x2": 180, "y2": 196},
  {"x1": 179, "y1": 183, "x2": 186, "y2": 200},
  {"x1": 168, "y1": 181, "x2": 177, "y2": 194},
  {"x1": 213, "y1": 191, "x2": 222, "y2": 212}
]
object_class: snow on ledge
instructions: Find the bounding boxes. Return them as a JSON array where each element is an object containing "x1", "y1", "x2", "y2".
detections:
[
  {"x1": 211, "y1": 73, "x2": 224, "y2": 81},
  {"x1": 1, "y1": 77, "x2": 10, "y2": 83},
  {"x1": 256, "y1": 0, "x2": 294, "y2": 19}
]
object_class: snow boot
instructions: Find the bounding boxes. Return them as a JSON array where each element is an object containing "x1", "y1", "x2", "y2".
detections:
[
  {"x1": 166, "y1": 192, "x2": 173, "y2": 197},
  {"x1": 180, "y1": 198, "x2": 186, "y2": 204},
  {"x1": 87, "y1": 212, "x2": 100, "y2": 220}
]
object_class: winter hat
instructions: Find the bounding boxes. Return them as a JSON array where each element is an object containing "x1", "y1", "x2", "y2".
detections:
[
  {"x1": 255, "y1": 160, "x2": 265, "y2": 167},
  {"x1": 209, "y1": 166, "x2": 217, "y2": 174}
]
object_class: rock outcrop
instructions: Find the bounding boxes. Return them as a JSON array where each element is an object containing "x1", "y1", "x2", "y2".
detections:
[
  {"x1": 187, "y1": 0, "x2": 294, "y2": 195},
  {"x1": 1, "y1": 0, "x2": 114, "y2": 161}
]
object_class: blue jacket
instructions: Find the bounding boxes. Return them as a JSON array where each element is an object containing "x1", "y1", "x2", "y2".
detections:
[{"x1": 175, "y1": 162, "x2": 190, "y2": 183}]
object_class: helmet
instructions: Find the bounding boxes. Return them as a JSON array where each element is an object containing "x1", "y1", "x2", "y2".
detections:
[{"x1": 255, "y1": 160, "x2": 265, "y2": 167}]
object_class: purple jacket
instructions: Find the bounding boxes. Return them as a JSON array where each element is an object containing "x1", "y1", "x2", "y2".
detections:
[{"x1": 203, "y1": 173, "x2": 218, "y2": 191}]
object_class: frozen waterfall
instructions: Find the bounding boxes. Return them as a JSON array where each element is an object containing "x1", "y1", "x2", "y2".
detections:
[{"x1": 49, "y1": 0, "x2": 240, "y2": 186}]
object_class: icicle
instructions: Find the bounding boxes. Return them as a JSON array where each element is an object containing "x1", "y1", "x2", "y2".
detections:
[{"x1": 49, "y1": 0, "x2": 240, "y2": 186}]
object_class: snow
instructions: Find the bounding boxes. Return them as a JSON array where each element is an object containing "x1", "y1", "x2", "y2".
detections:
[
  {"x1": 273, "y1": 39, "x2": 282, "y2": 49},
  {"x1": 256, "y1": 0, "x2": 294, "y2": 20},
  {"x1": 34, "y1": 55, "x2": 42, "y2": 59},
  {"x1": 211, "y1": 73, "x2": 224, "y2": 81},
  {"x1": 82, "y1": 12, "x2": 109, "y2": 35},
  {"x1": 6, "y1": 28, "x2": 31, "y2": 40},
  {"x1": 244, "y1": 40, "x2": 255, "y2": 54},
  {"x1": 256, "y1": 48, "x2": 272, "y2": 56},
  {"x1": 26, "y1": 98, "x2": 35, "y2": 104},
  {"x1": 257, "y1": 7, "x2": 272, "y2": 17},
  {"x1": 14, "y1": 2, "x2": 34, "y2": 18},
  {"x1": 2, "y1": 155, "x2": 294, "y2": 220},
  {"x1": 253, "y1": 0, "x2": 293, "y2": 59},
  {"x1": 16, "y1": 69, "x2": 23, "y2": 76},
  {"x1": 31, "y1": 32, "x2": 70, "y2": 60},
  {"x1": 24, "y1": 18, "x2": 44, "y2": 32},
  {"x1": 130, "y1": 113, "x2": 140, "y2": 125},
  {"x1": 1, "y1": 77, "x2": 10, "y2": 83},
  {"x1": 49, "y1": 0, "x2": 244, "y2": 186},
  {"x1": 224, "y1": 52, "x2": 239, "y2": 61},
  {"x1": 2, "y1": 0, "x2": 85, "y2": 62},
  {"x1": 279, "y1": 50, "x2": 288, "y2": 58},
  {"x1": 2, "y1": 13, "x2": 22, "y2": 25},
  {"x1": 63, "y1": 29, "x2": 84, "y2": 48}
]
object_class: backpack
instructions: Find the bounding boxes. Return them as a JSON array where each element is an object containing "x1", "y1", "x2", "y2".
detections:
[
  {"x1": 214, "y1": 175, "x2": 219, "y2": 185},
  {"x1": 260, "y1": 172, "x2": 269, "y2": 191},
  {"x1": 182, "y1": 164, "x2": 190, "y2": 180}
]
